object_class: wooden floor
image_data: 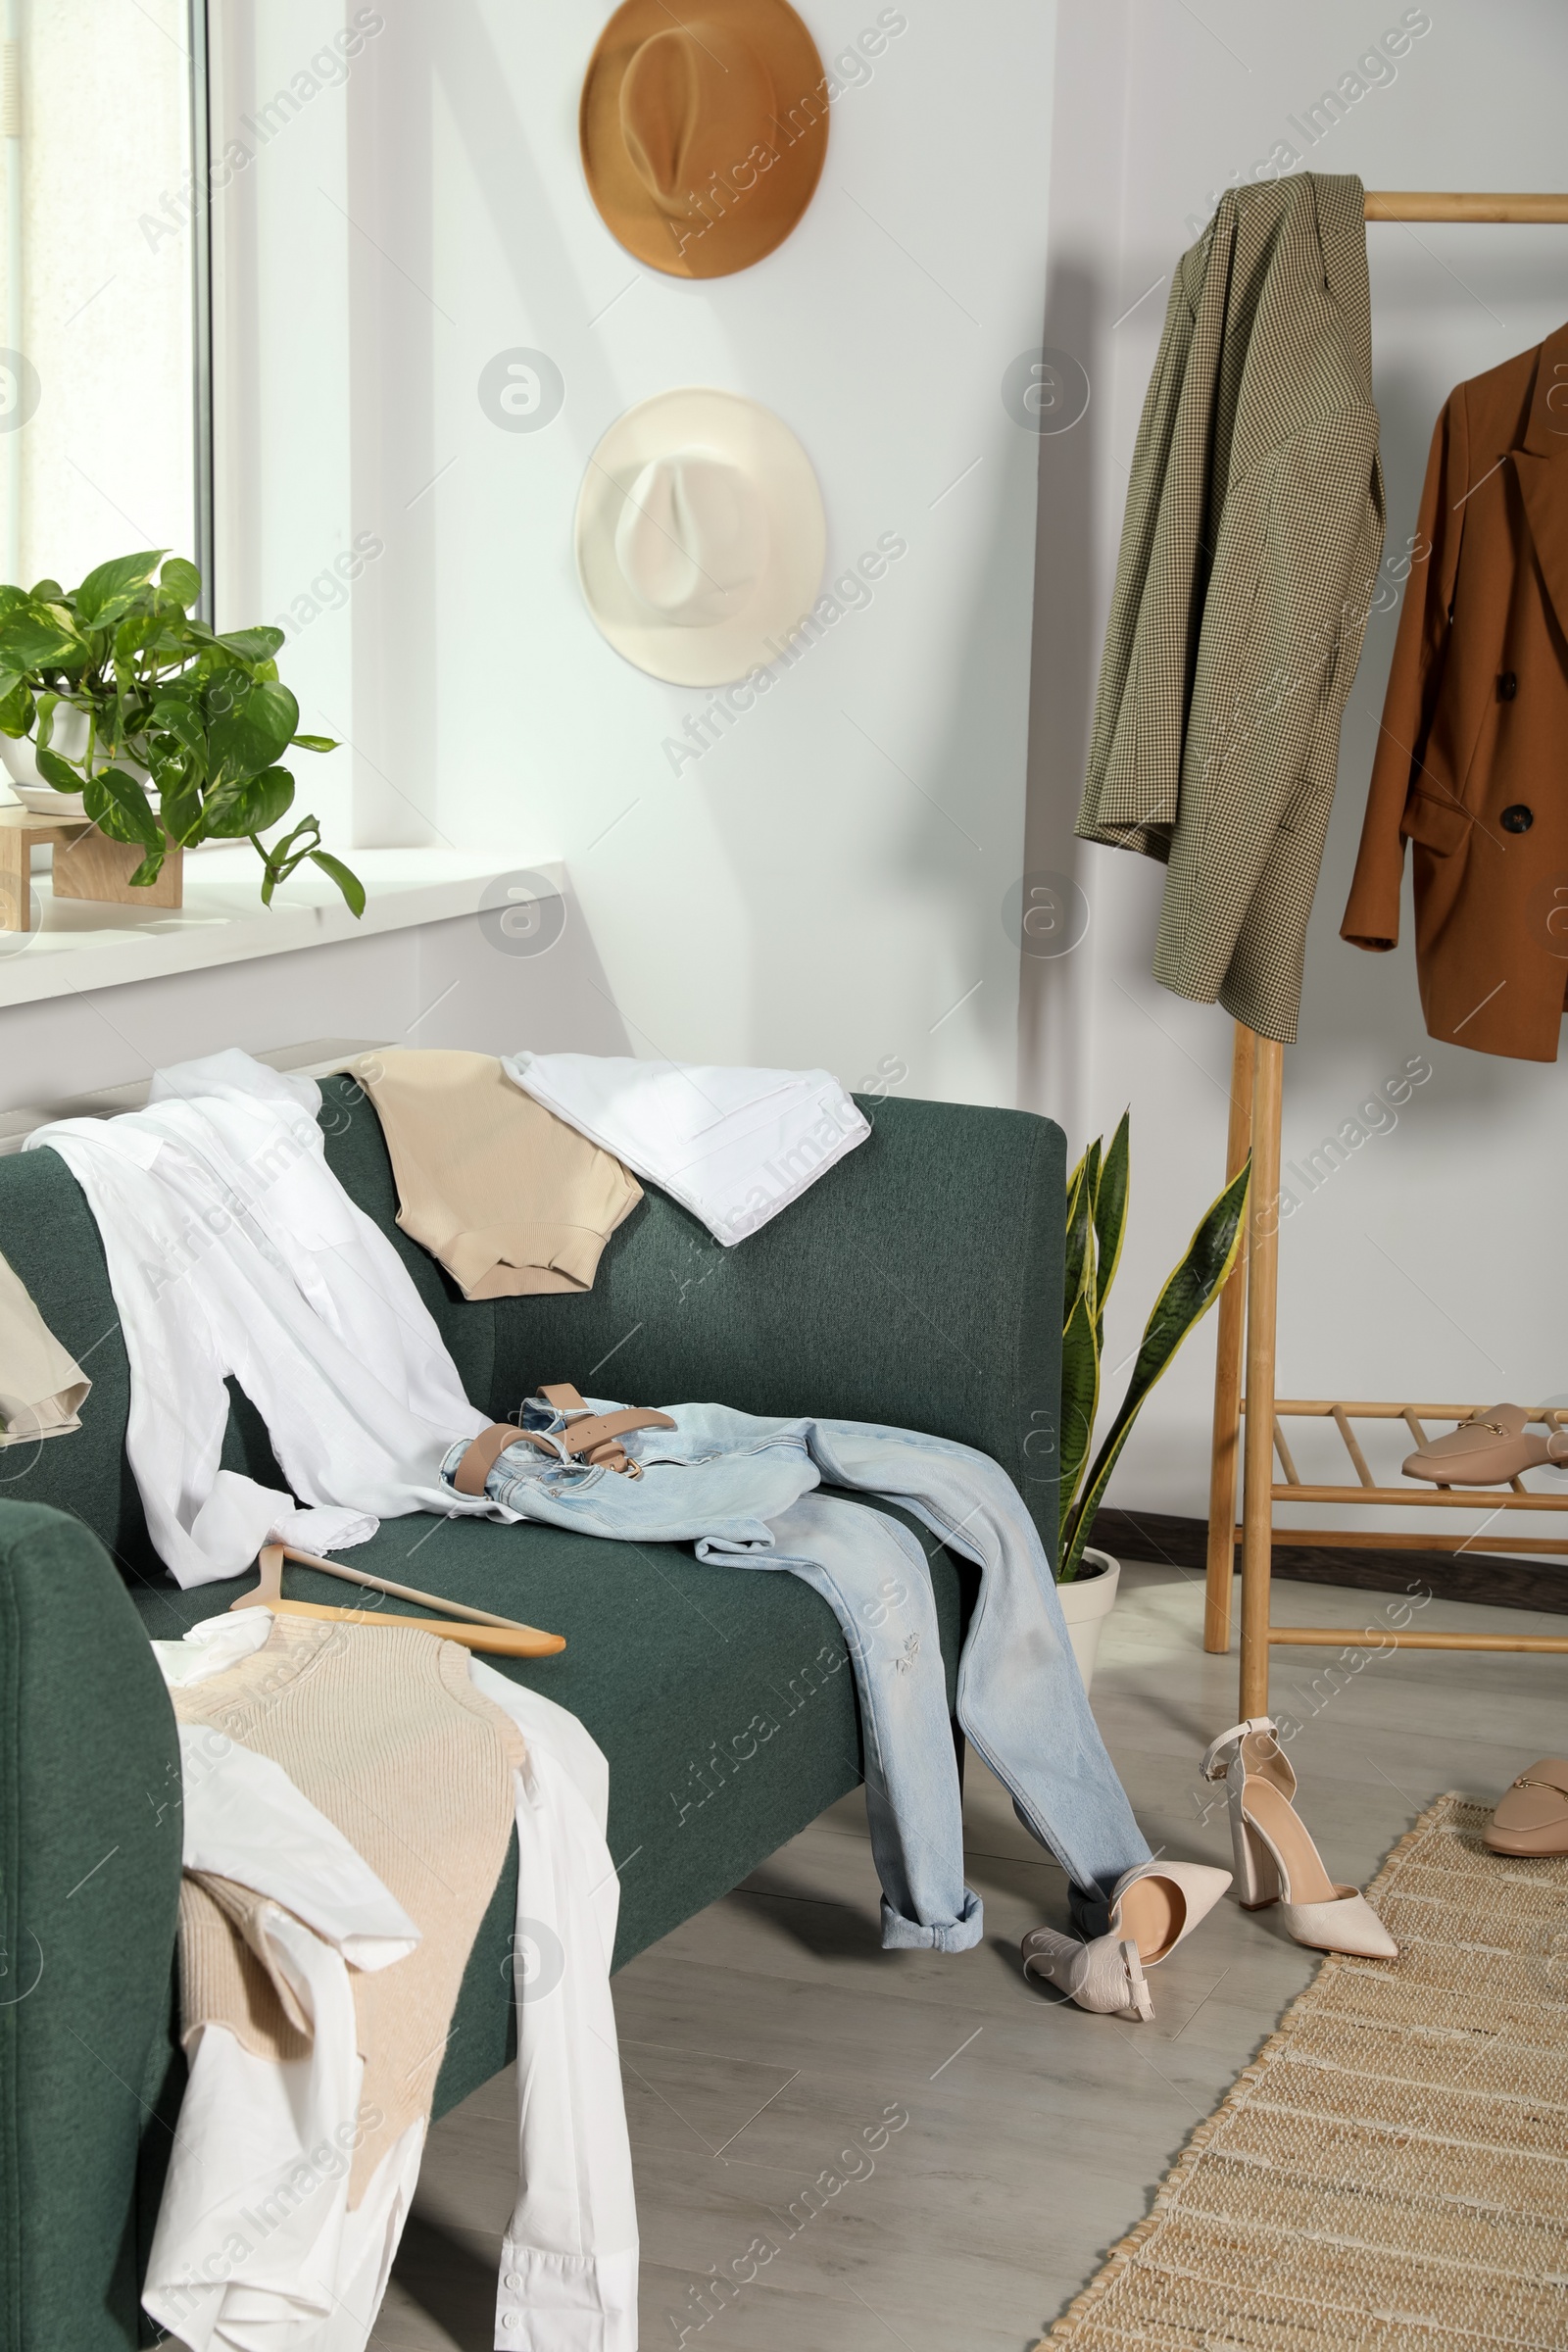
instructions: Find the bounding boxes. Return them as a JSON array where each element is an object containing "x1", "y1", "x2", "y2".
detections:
[{"x1": 371, "y1": 1559, "x2": 1567, "y2": 2350}]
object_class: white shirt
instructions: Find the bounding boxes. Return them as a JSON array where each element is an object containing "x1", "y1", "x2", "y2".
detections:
[
  {"x1": 27, "y1": 1051, "x2": 496, "y2": 1588},
  {"x1": 142, "y1": 1613, "x2": 637, "y2": 2352},
  {"x1": 504, "y1": 1050, "x2": 868, "y2": 1245}
]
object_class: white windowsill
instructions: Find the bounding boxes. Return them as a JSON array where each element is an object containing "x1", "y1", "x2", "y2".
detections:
[
  {"x1": 0, "y1": 845, "x2": 561, "y2": 1009},
  {"x1": 0, "y1": 1038, "x2": 392, "y2": 1154}
]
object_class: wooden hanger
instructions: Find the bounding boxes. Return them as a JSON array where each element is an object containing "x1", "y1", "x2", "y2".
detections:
[{"x1": 230, "y1": 1543, "x2": 565, "y2": 1657}]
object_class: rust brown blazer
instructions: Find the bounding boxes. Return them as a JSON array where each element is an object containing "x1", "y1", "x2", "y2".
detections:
[{"x1": 1342, "y1": 323, "x2": 1568, "y2": 1060}]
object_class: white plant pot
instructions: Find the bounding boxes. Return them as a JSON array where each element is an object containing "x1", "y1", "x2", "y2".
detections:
[
  {"x1": 1, "y1": 706, "x2": 150, "y2": 815},
  {"x1": 1, "y1": 699, "x2": 91, "y2": 789},
  {"x1": 1055, "y1": 1546, "x2": 1120, "y2": 1690}
]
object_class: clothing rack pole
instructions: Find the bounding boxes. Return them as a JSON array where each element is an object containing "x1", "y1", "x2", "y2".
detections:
[
  {"x1": 1238, "y1": 1035, "x2": 1285, "y2": 1715},
  {"x1": 1206, "y1": 189, "x2": 1568, "y2": 1711},
  {"x1": 1203, "y1": 1021, "x2": 1255, "y2": 1651}
]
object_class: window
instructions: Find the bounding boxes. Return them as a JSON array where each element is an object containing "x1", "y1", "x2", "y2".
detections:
[{"x1": 0, "y1": 0, "x2": 207, "y2": 603}]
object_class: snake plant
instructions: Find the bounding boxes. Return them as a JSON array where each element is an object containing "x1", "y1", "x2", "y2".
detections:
[{"x1": 1057, "y1": 1112, "x2": 1250, "y2": 1581}]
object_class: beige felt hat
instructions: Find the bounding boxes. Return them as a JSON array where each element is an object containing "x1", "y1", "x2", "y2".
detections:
[
  {"x1": 579, "y1": 0, "x2": 829, "y2": 279},
  {"x1": 574, "y1": 388, "x2": 825, "y2": 686}
]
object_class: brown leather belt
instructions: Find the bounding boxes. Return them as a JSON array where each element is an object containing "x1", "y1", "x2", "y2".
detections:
[{"x1": 454, "y1": 1383, "x2": 675, "y2": 1494}]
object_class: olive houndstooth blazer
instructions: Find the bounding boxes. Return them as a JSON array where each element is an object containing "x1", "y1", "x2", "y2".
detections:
[{"x1": 1077, "y1": 173, "x2": 1384, "y2": 1043}]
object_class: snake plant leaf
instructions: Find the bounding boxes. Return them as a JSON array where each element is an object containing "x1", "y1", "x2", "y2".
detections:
[
  {"x1": 1059, "y1": 1157, "x2": 1250, "y2": 1580},
  {"x1": 1092, "y1": 1110, "x2": 1130, "y2": 1341},
  {"x1": 1062, "y1": 1152, "x2": 1092, "y2": 1329},
  {"x1": 1057, "y1": 1282, "x2": 1102, "y2": 1555}
]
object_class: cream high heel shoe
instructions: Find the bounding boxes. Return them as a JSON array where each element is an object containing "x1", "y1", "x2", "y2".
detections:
[
  {"x1": 1200, "y1": 1718, "x2": 1397, "y2": 1960},
  {"x1": 1020, "y1": 1858, "x2": 1232, "y2": 2022}
]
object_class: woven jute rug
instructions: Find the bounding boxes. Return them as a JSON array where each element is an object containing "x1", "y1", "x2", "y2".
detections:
[{"x1": 1041, "y1": 1794, "x2": 1568, "y2": 2350}]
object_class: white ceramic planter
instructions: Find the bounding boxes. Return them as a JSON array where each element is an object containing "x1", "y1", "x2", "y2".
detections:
[
  {"x1": 1056, "y1": 1546, "x2": 1120, "y2": 1690},
  {"x1": 1, "y1": 707, "x2": 150, "y2": 815}
]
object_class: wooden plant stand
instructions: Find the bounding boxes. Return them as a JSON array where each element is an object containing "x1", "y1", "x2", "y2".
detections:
[{"x1": 0, "y1": 804, "x2": 183, "y2": 930}]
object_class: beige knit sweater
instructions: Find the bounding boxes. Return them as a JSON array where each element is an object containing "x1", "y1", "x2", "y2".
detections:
[
  {"x1": 172, "y1": 1616, "x2": 524, "y2": 2203},
  {"x1": 352, "y1": 1049, "x2": 642, "y2": 1298}
]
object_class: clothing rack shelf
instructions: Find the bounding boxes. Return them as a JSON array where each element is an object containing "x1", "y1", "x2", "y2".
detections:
[{"x1": 1202, "y1": 190, "x2": 1568, "y2": 1705}]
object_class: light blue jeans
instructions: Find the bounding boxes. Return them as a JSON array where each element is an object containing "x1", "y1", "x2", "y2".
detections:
[{"x1": 442, "y1": 1400, "x2": 1148, "y2": 1950}]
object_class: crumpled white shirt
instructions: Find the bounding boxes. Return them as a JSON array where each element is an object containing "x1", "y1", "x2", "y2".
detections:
[
  {"x1": 26, "y1": 1050, "x2": 496, "y2": 1587},
  {"x1": 503, "y1": 1050, "x2": 868, "y2": 1246},
  {"x1": 142, "y1": 1612, "x2": 637, "y2": 2352}
]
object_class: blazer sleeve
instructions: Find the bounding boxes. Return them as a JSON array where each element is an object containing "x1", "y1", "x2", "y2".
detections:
[
  {"x1": 1077, "y1": 249, "x2": 1205, "y2": 845},
  {"x1": 1340, "y1": 388, "x2": 1466, "y2": 951}
]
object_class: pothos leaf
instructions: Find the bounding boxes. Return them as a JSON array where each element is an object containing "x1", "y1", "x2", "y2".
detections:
[
  {"x1": 83, "y1": 767, "x2": 162, "y2": 853},
  {"x1": 309, "y1": 850, "x2": 365, "y2": 917}
]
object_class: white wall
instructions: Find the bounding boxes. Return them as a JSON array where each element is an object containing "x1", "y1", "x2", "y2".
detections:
[
  {"x1": 1025, "y1": 0, "x2": 1568, "y2": 1538},
  {"x1": 0, "y1": 893, "x2": 632, "y2": 1118},
  {"x1": 213, "y1": 0, "x2": 1058, "y2": 1105}
]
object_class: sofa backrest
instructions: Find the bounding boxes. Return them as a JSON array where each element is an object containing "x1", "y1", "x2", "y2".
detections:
[
  {"x1": 485, "y1": 1090, "x2": 1065, "y2": 1547},
  {"x1": 0, "y1": 1076, "x2": 1063, "y2": 1574}
]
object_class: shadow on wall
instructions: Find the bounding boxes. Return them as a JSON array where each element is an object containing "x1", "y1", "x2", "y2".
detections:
[
  {"x1": 1015, "y1": 257, "x2": 1100, "y2": 1109},
  {"x1": 688, "y1": 411, "x2": 1043, "y2": 1083},
  {"x1": 345, "y1": 0, "x2": 637, "y2": 847}
]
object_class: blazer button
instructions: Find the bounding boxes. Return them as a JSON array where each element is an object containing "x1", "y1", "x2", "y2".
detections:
[
  {"x1": 1498, "y1": 670, "x2": 1518, "y2": 700},
  {"x1": 1500, "y1": 804, "x2": 1534, "y2": 832}
]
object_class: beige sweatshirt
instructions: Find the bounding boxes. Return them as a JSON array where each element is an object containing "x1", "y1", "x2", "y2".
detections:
[
  {"x1": 0, "y1": 1246, "x2": 89, "y2": 1445},
  {"x1": 172, "y1": 1615, "x2": 524, "y2": 2203},
  {"x1": 352, "y1": 1049, "x2": 642, "y2": 1298}
]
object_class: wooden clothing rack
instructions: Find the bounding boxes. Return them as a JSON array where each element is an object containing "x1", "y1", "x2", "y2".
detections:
[{"x1": 1204, "y1": 190, "x2": 1568, "y2": 1709}]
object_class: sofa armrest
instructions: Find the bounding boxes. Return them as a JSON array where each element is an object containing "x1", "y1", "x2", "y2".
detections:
[
  {"x1": 490, "y1": 1095, "x2": 1065, "y2": 1554},
  {"x1": 0, "y1": 1501, "x2": 181, "y2": 2349}
]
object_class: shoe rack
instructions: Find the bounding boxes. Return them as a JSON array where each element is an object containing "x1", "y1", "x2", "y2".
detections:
[{"x1": 1206, "y1": 1023, "x2": 1568, "y2": 1708}]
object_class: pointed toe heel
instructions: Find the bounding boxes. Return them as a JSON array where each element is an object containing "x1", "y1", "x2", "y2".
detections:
[
  {"x1": 1201, "y1": 1717, "x2": 1397, "y2": 1961},
  {"x1": 1021, "y1": 1857, "x2": 1231, "y2": 2025}
]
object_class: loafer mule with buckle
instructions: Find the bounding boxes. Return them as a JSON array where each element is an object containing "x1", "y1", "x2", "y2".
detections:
[
  {"x1": 1401, "y1": 1402, "x2": 1568, "y2": 1486},
  {"x1": 1486, "y1": 1757, "x2": 1568, "y2": 1856}
]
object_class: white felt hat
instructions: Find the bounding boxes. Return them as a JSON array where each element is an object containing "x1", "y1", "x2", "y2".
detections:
[{"x1": 574, "y1": 388, "x2": 826, "y2": 686}]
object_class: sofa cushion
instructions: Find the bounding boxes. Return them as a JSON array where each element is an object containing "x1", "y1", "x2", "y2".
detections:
[{"x1": 126, "y1": 1498, "x2": 975, "y2": 2111}]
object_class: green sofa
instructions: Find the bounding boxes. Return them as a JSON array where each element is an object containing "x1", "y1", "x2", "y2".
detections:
[{"x1": 0, "y1": 1075, "x2": 1063, "y2": 2348}]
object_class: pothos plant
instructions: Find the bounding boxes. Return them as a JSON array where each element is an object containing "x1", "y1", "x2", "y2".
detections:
[
  {"x1": 1057, "y1": 1111, "x2": 1250, "y2": 1582},
  {"x1": 0, "y1": 549, "x2": 364, "y2": 912}
]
